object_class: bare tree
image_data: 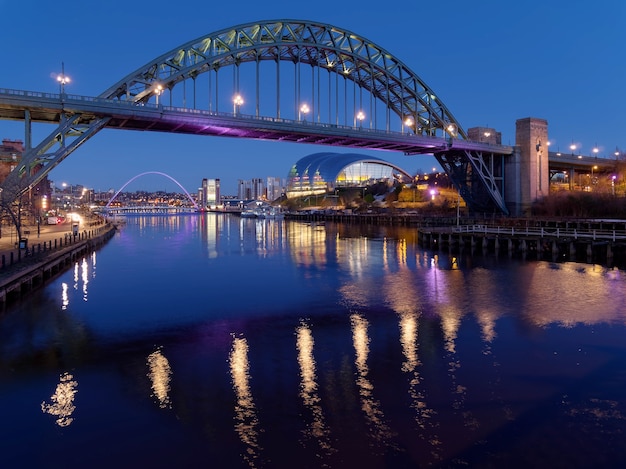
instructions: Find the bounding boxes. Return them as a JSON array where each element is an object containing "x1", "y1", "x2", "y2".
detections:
[{"x1": 0, "y1": 177, "x2": 31, "y2": 260}]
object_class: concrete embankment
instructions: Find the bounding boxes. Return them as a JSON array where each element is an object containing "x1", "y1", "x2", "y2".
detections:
[{"x1": 0, "y1": 222, "x2": 117, "y2": 305}]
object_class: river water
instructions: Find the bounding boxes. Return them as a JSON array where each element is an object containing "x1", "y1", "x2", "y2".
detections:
[{"x1": 1, "y1": 213, "x2": 626, "y2": 468}]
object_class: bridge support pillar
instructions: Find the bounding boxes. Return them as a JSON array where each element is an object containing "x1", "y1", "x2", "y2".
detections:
[{"x1": 569, "y1": 242, "x2": 576, "y2": 258}]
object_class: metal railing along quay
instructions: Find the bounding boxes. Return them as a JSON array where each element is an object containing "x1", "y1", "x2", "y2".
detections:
[
  {"x1": 0, "y1": 222, "x2": 117, "y2": 304},
  {"x1": 450, "y1": 224, "x2": 626, "y2": 242}
]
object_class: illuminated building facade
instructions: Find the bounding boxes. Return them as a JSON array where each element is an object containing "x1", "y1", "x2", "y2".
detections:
[
  {"x1": 199, "y1": 178, "x2": 220, "y2": 209},
  {"x1": 286, "y1": 152, "x2": 412, "y2": 198},
  {"x1": 1, "y1": 138, "x2": 51, "y2": 214}
]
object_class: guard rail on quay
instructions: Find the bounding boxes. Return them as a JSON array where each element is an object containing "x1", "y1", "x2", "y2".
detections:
[
  {"x1": 0, "y1": 223, "x2": 117, "y2": 305},
  {"x1": 418, "y1": 224, "x2": 626, "y2": 265}
]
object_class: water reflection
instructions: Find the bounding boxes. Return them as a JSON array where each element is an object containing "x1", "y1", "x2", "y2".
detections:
[
  {"x1": 350, "y1": 313, "x2": 395, "y2": 450},
  {"x1": 41, "y1": 372, "x2": 78, "y2": 427},
  {"x1": 61, "y1": 282, "x2": 69, "y2": 310},
  {"x1": 81, "y1": 258, "x2": 89, "y2": 301},
  {"x1": 295, "y1": 321, "x2": 335, "y2": 458},
  {"x1": 5, "y1": 215, "x2": 626, "y2": 467},
  {"x1": 229, "y1": 335, "x2": 263, "y2": 467},
  {"x1": 147, "y1": 348, "x2": 172, "y2": 409}
]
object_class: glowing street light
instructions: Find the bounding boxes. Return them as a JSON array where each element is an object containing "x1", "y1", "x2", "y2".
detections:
[
  {"x1": 154, "y1": 84, "x2": 164, "y2": 105},
  {"x1": 404, "y1": 117, "x2": 414, "y2": 134},
  {"x1": 56, "y1": 62, "x2": 70, "y2": 95},
  {"x1": 233, "y1": 94, "x2": 244, "y2": 115},
  {"x1": 356, "y1": 111, "x2": 365, "y2": 128},
  {"x1": 612, "y1": 175, "x2": 617, "y2": 195},
  {"x1": 593, "y1": 146, "x2": 599, "y2": 157},
  {"x1": 299, "y1": 103, "x2": 310, "y2": 121},
  {"x1": 570, "y1": 143, "x2": 576, "y2": 155}
]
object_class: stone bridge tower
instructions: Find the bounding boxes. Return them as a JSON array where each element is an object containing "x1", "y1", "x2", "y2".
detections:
[{"x1": 505, "y1": 117, "x2": 549, "y2": 215}]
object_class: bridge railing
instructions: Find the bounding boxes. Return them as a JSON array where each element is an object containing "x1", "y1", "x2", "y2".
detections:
[
  {"x1": 454, "y1": 224, "x2": 626, "y2": 241},
  {"x1": 0, "y1": 87, "x2": 519, "y2": 152}
]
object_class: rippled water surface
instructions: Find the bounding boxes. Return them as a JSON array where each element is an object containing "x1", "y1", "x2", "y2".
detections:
[{"x1": 1, "y1": 213, "x2": 626, "y2": 468}]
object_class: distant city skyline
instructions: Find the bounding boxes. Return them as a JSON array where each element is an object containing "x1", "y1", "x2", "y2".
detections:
[{"x1": 1, "y1": 0, "x2": 623, "y2": 195}]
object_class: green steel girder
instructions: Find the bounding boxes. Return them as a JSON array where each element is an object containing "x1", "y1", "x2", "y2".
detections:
[
  {"x1": 100, "y1": 19, "x2": 467, "y2": 140},
  {"x1": 1, "y1": 113, "x2": 109, "y2": 201},
  {"x1": 435, "y1": 148, "x2": 508, "y2": 214}
]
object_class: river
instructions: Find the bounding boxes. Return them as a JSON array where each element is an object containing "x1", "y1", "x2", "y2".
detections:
[{"x1": 1, "y1": 213, "x2": 625, "y2": 468}]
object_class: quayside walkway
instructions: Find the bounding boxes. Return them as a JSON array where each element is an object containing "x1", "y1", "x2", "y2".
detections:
[
  {"x1": 0, "y1": 219, "x2": 117, "y2": 305},
  {"x1": 419, "y1": 222, "x2": 626, "y2": 266}
]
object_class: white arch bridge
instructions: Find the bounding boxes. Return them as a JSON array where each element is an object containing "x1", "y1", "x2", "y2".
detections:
[{"x1": 0, "y1": 19, "x2": 514, "y2": 213}]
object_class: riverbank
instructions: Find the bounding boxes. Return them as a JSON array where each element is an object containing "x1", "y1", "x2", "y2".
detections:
[
  {"x1": 0, "y1": 222, "x2": 117, "y2": 305},
  {"x1": 286, "y1": 212, "x2": 626, "y2": 266}
]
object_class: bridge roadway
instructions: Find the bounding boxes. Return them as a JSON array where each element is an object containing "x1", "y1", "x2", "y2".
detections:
[
  {"x1": 0, "y1": 88, "x2": 513, "y2": 156},
  {"x1": 2, "y1": 88, "x2": 614, "y2": 176}
]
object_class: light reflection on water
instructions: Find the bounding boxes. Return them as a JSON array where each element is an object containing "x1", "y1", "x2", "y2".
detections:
[
  {"x1": 2, "y1": 213, "x2": 626, "y2": 467},
  {"x1": 40, "y1": 372, "x2": 78, "y2": 427},
  {"x1": 229, "y1": 335, "x2": 263, "y2": 468}
]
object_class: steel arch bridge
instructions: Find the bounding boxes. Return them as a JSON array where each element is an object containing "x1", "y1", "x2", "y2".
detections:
[
  {"x1": 0, "y1": 19, "x2": 513, "y2": 213},
  {"x1": 105, "y1": 171, "x2": 199, "y2": 210}
]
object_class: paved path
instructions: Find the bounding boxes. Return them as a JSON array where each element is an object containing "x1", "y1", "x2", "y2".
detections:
[{"x1": 0, "y1": 214, "x2": 107, "y2": 274}]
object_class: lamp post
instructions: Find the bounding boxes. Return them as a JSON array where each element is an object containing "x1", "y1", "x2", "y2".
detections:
[
  {"x1": 299, "y1": 103, "x2": 310, "y2": 121},
  {"x1": 590, "y1": 165, "x2": 598, "y2": 189},
  {"x1": 233, "y1": 94, "x2": 244, "y2": 115},
  {"x1": 56, "y1": 62, "x2": 70, "y2": 94},
  {"x1": 612, "y1": 175, "x2": 616, "y2": 195},
  {"x1": 154, "y1": 84, "x2": 163, "y2": 105},
  {"x1": 356, "y1": 111, "x2": 365, "y2": 128},
  {"x1": 404, "y1": 117, "x2": 414, "y2": 134}
]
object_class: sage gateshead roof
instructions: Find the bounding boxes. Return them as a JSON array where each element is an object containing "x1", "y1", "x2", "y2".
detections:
[{"x1": 286, "y1": 152, "x2": 412, "y2": 198}]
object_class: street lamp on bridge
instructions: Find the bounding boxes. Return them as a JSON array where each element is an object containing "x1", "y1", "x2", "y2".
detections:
[
  {"x1": 404, "y1": 117, "x2": 414, "y2": 134},
  {"x1": 299, "y1": 103, "x2": 310, "y2": 121},
  {"x1": 56, "y1": 62, "x2": 70, "y2": 95},
  {"x1": 233, "y1": 94, "x2": 244, "y2": 115},
  {"x1": 154, "y1": 84, "x2": 164, "y2": 105},
  {"x1": 356, "y1": 111, "x2": 365, "y2": 128}
]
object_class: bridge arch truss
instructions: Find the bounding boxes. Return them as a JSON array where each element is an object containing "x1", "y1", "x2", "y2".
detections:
[{"x1": 102, "y1": 19, "x2": 466, "y2": 139}]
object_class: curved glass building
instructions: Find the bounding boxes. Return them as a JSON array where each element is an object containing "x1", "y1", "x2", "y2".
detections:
[{"x1": 286, "y1": 152, "x2": 412, "y2": 198}]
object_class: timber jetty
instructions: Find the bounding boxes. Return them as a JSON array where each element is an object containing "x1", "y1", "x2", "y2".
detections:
[
  {"x1": 286, "y1": 212, "x2": 626, "y2": 265},
  {"x1": 0, "y1": 222, "x2": 116, "y2": 305}
]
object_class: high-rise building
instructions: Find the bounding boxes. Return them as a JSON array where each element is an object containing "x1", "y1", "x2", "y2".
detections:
[
  {"x1": 266, "y1": 176, "x2": 283, "y2": 201},
  {"x1": 206, "y1": 178, "x2": 220, "y2": 207},
  {"x1": 199, "y1": 178, "x2": 220, "y2": 209}
]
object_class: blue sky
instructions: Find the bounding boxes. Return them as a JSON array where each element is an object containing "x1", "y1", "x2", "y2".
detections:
[{"x1": 1, "y1": 0, "x2": 623, "y2": 195}]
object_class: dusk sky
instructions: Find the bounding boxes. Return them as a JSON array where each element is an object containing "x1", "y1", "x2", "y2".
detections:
[{"x1": 1, "y1": 0, "x2": 623, "y2": 195}]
